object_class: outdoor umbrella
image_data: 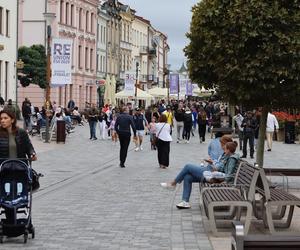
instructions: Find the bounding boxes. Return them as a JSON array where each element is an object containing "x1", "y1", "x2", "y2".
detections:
[
  {"x1": 110, "y1": 75, "x2": 116, "y2": 106},
  {"x1": 104, "y1": 75, "x2": 111, "y2": 105}
]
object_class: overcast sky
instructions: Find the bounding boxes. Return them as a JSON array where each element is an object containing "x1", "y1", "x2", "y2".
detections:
[{"x1": 122, "y1": 0, "x2": 199, "y2": 71}]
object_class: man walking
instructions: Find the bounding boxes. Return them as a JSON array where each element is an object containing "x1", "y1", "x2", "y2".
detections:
[
  {"x1": 174, "y1": 103, "x2": 185, "y2": 143},
  {"x1": 115, "y1": 106, "x2": 136, "y2": 168},
  {"x1": 133, "y1": 107, "x2": 148, "y2": 151},
  {"x1": 266, "y1": 112, "x2": 279, "y2": 151},
  {"x1": 241, "y1": 111, "x2": 257, "y2": 159}
]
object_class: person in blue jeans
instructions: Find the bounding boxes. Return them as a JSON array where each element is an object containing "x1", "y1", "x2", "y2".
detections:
[{"x1": 161, "y1": 136, "x2": 238, "y2": 209}]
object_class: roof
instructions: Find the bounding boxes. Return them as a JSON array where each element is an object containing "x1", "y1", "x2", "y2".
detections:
[{"x1": 178, "y1": 63, "x2": 187, "y2": 73}]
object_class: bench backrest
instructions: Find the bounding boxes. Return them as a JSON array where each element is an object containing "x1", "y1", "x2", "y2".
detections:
[{"x1": 234, "y1": 161, "x2": 260, "y2": 200}]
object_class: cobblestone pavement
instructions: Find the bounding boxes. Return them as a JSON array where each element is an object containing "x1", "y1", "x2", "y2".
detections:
[{"x1": 1, "y1": 124, "x2": 300, "y2": 249}]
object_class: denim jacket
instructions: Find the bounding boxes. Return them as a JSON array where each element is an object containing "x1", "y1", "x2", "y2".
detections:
[{"x1": 218, "y1": 153, "x2": 240, "y2": 183}]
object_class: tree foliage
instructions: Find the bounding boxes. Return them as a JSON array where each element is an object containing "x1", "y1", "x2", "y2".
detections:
[
  {"x1": 185, "y1": 0, "x2": 300, "y2": 108},
  {"x1": 18, "y1": 45, "x2": 47, "y2": 88}
]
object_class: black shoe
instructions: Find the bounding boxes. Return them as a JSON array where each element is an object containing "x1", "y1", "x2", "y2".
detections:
[
  {"x1": 241, "y1": 155, "x2": 247, "y2": 158},
  {"x1": 119, "y1": 164, "x2": 125, "y2": 168},
  {"x1": 250, "y1": 156, "x2": 254, "y2": 159},
  {"x1": 267, "y1": 149, "x2": 271, "y2": 152}
]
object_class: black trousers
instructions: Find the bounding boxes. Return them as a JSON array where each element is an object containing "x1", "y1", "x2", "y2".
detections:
[
  {"x1": 183, "y1": 123, "x2": 192, "y2": 140},
  {"x1": 157, "y1": 139, "x2": 170, "y2": 167},
  {"x1": 243, "y1": 132, "x2": 254, "y2": 157},
  {"x1": 198, "y1": 124, "x2": 206, "y2": 141},
  {"x1": 118, "y1": 134, "x2": 131, "y2": 165}
]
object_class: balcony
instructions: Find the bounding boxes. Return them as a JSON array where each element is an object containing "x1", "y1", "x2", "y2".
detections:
[
  {"x1": 139, "y1": 46, "x2": 149, "y2": 55},
  {"x1": 140, "y1": 74, "x2": 148, "y2": 82},
  {"x1": 148, "y1": 74, "x2": 154, "y2": 82},
  {"x1": 148, "y1": 47, "x2": 157, "y2": 58},
  {"x1": 120, "y1": 41, "x2": 132, "y2": 50}
]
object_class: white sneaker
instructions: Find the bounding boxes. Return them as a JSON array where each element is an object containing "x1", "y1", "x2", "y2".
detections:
[
  {"x1": 139, "y1": 146, "x2": 143, "y2": 151},
  {"x1": 186, "y1": 140, "x2": 190, "y2": 144},
  {"x1": 134, "y1": 147, "x2": 139, "y2": 152},
  {"x1": 160, "y1": 183, "x2": 175, "y2": 191},
  {"x1": 176, "y1": 201, "x2": 191, "y2": 209}
]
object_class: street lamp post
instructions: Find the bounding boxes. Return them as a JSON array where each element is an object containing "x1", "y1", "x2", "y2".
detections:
[
  {"x1": 135, "y1": 61, "x2": 139, "y2": 107},
  {"x1": 43, "y1": 12, "x2": 56, "y2": 143}
]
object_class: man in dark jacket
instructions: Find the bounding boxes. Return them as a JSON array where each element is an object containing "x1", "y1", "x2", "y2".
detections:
[
  {"x1": 174, "y1": 103, "x2": 185, "y2": 143},
  {"x1": 115, "y1": 106, "x2": 136, "y2": 168},
  {"x1": 241, "y1": 111, "x2": 257, "y2": 159}
]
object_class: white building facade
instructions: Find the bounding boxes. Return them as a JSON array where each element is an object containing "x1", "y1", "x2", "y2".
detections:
[{"x1": 0, "y1": 0, "x2": 17, "y2": 102}]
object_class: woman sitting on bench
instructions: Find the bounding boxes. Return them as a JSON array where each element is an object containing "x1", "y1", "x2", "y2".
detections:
[{"x1": 161, "y1": 139, "x2": 240, "y2": 209}]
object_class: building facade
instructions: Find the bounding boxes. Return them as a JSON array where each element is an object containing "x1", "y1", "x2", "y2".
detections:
[
  {"x1": 0, "y1": 0, "x2": 17, "y2": 102},
  {"x1": 18, "y1": 0, "x2": 98, "y2": 109},
  {"x1": 119, "y1": 5, "x2": 135, "y2": 88}
]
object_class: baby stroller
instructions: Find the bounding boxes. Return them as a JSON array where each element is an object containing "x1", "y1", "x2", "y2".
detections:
[{"x1": 0, "y1": 159, "x2": 35, "y2": 243}]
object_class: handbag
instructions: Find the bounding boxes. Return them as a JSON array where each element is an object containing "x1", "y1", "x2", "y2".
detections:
[
  {"x1": 31, "y1": 169, "x2": 43, "y2": 192},
  {"x1": 153, "y1": 123, "x2": 166, "y2": 146}
]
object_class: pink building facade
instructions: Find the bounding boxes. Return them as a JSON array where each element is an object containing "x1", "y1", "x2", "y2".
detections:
[{"x1": 18, "y1": 0, "x2": 98, "y2": 109}]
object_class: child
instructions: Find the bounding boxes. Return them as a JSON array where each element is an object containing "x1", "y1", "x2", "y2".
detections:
[
  {"x1": 109, "y1": 115, "x2": 118, "y2": 143},
  {"x1": 149, "y1": 117, "x2": 157, "y2": 150}
]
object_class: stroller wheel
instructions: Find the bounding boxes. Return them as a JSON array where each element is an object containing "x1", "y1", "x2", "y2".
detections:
[
  {"x1": 24, "y1": 230, "x2": 28, "y2": 243},
  {"x1": 0, "y1": 236, "x2": 3, "y2": 244},
  {"x1": 31, "y1": 227, "x2": 35, "y2": 239}
]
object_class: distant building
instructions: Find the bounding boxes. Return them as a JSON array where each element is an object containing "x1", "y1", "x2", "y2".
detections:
[{"x1": 0, "y1": 0, "x2": 17, "y2": 102}]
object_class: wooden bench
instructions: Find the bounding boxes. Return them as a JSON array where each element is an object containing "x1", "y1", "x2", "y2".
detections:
[
  {"x1": 231, "y1": 221, "x2": 300, "y2": 250},
  {"x1": 253, "y1": 168, "x2": 300, "y2": 235},
  {"x1": 201, "y1": 162, "x2": 260, "y2": 235}
]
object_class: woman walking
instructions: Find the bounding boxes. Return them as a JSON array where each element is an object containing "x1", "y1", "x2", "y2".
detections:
[
  {"x1": 156, "y1": 114, "x2": 172, "y2": 169},
  {"x1": 197, "y1": 107, "x2": 207, "y2": 143}
]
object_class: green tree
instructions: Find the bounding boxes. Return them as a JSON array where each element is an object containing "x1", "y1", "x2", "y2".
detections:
[
  {"x1": 18, "y1": 44, "x2": 47, "y2": 88},
  {"x1": 185, "y1": 0, "x2": 300, "y2": 166}
]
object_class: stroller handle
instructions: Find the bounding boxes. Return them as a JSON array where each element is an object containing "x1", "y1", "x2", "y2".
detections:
[{"x1": 0, "y1": 158, "x2": 33, "y2": 167}]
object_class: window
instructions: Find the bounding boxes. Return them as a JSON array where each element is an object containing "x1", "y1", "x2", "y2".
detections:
[
  {"x1": 103, "y1": 56, "x2": 106, "y2": 72},
  {"x1": 65, "y1": 2, "x2": 69, "y2": 25},
  {"x1": 69, "y1": 84, "x2": 73, "y2": 100},
  {"x1": 85, "y1": 47, "x2": 89, "y2": 69},
  {"x1": 70, "y1": 4, "x2": 74, "y2": 26},
  {"x1": 5, "y1": 62, "x2": 8, "y2": 100},
  {"x1": 90, "y1": 13, "x2": 94, "y2": 33},
  {"x1": 5, "y1": 10, "x2": 9, "y2": 37},
  {"x1": 97, "y1": 23, "x2": 99, "y2": 41},
  {"x1": 96, "y1": 54, "x2": 99, "y2": 72},
  {"x1": 0, "y1": 7, "x2": 3, "y2": 34},
  {"x1": 85, "y1": 11, "x2": 89, "y2": 32},
  {"x1": 90, "y1": 49, "x2": 93, "y2": 71},
  {"x1": 78, "y1": 45, "x2": 82, "y2": 69},
  {"x1": 79, "y1": 8, "x2": 82, "y2": 29},
  {"x1": 103, "y1": 27, "x2": 106, "y2": 43},
  {"x1": 0, "y1": 60, "x2": 2, "y2": 94},
  {"x1": 60, "y1": 1, "x2": 64, "y2": 23},
  {"x1": 100, "y1": 25, "x2": 102, "y2": 43}
]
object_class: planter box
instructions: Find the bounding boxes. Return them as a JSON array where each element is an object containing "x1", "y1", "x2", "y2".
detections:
[{"x1": 276, "y1": 130, "x2": 285, "y2": 142}]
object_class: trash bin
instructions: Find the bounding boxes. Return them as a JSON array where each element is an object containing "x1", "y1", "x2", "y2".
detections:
[
  {"x1": 56, "y1": 120, "x2": 66, "y2": 144},
  {"x1": 284, "y1": 121, "x2": 295, "y2": 144}
]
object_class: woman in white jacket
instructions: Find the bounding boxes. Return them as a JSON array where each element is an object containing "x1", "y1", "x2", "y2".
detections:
[{"x1": 156, "y1": 114, "x2": 172, "y2": 169}]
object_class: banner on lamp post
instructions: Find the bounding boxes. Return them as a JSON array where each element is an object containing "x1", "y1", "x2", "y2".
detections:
[
  {"x1": 51, "y1": 38, "x2": 73, "y2": 86},
  {"x1": 179, "y1": 78, "x2": 186, "y2": 96},
  {"x1": 186, "y1": 80, "x2": 193, "y2": 96},
  {"x1": 124, "y1": 72, "x2": 135, "y2": 95},
  {"x1": 169, "y1": 73, "x2": 179, "y2": 94}
]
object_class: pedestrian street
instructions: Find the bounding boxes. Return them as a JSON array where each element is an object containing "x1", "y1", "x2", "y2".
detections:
[{"x1": 2, "y1": 124, "x2": 300, "y2": 249}]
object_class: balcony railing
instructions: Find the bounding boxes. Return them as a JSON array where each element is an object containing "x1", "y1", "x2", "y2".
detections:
[
  {"x1": 140, "y1": 74, "x2": 148, "y2": 82},
  {"x1": 139, "y1": 46, "x2": 149, "y2": 55},
  {"x1": 148, "y1": 74, "x2": 154, "y2": 82}
]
